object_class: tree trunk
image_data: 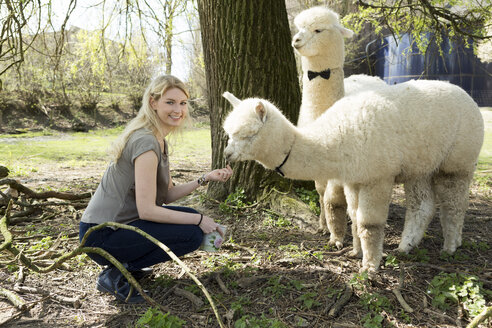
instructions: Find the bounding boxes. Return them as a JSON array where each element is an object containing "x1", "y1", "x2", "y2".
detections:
[{"x1": 198, "y1": 0, "x2": 301, "y2": 201}]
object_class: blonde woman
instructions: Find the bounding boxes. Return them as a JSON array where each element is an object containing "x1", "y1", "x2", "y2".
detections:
[{"x1": 79, "y1": 75, "x2": 232, "y2": 303}]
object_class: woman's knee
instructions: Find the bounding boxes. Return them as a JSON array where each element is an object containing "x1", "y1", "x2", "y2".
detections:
[{"x1": 189, "y1": 226, "x2": 204, "y2": 250}]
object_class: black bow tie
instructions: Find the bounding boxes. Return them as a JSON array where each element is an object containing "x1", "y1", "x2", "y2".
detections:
[{"x1": 307, "y1": 69, "x2": 331, "y2": 81}]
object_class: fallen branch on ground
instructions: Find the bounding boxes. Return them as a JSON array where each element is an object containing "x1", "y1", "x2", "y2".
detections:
[
  {"x1": 0, "y1": 286, "x2": 26, "y2": 311},
  {"x1": 0, "y1": 178, "x2": 91, "y2": 200},
  {"x1": 328, "y1": 283, "x2": 353, "y2": 318},
  {"x1": 174, "y1": 287, "x2": 204, "y2": 309},
  {"x1": 13, "y1": 284, "x2": 81, "y2": 308}
]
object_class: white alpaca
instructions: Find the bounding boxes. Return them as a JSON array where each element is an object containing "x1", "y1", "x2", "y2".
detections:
[
  {"x1": 222, "y1": 81, "x2": 484, "y2": 273},
  {"x1": 292, "y1": 6, "x2": 386, "y2": 247}
]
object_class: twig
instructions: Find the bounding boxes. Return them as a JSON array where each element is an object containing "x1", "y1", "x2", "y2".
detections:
[
  {"x1": 214, "y1": 272, "x2": 230, "y2": 295},
  {"x1": 13, "y1": 284, "x2": 81, "y2": 308},
  {"x1": 16, "y1": 266, "x2": 24, "y2": 284},
  {"x1": 392, "y1": 266, "x2": 414, "y2": 313},
  {"x1": 236, "y1": 275, "x2": 270, "y2": 289},
  {"x1": 0, "y1": 287, "x2": 26, "y2": 310},
  {"x1": 324, "y1": 247, "x2": 351, "y2": 256},
  {"x1": 174, "y1": 287, "x2": 204, "y2": 309},
  {"x1": 328, "y1": 283, "x2": 353, "y2": 318},
  {"x1": 423, "y1": 308, "x2": 456, "y2": 324},
  {"x1": 392, "y1": 289, "x2": 414, "y2": 313},
  {"x1": 225, "y1": 243, "x2": 256, "y2": 255}
]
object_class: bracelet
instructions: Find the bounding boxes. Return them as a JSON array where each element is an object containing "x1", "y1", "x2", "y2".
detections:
[
  {"x1": 197, "y1": 174, "x2": 208, "y2": 186},
  {"x1": 196, "y1": 214, "x2": 203, "y2": 226}
]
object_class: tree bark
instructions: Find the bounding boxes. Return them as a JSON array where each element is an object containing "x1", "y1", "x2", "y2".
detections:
[
  {"x1": 0, "y1": 166, "x2": 8, "y2": 178},
  {"x1": 198, "y1": 0, "x2": 301, "y2": 201}
]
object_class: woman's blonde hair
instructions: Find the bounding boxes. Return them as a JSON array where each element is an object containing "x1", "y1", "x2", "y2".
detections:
[{"x1": 109, "y1": 75, "x2": 191, "y2": 162}]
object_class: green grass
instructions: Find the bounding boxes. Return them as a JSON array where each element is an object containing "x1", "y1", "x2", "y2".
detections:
[
  {"x1": 477, "y1": 124, "x2": 492, "y2": 172},
  {"x1": 0, "y1": 127, "x2": 211, "y2": 177}
]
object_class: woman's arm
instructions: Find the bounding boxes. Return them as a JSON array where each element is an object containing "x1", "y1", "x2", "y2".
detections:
[
  {"x1": 134, "y1": 150, "x2": 201, "y2": 224},
  {"x1": 134, "y1": 150, "x2": 232, "y2": 235},
  {"x1": 164, "y1": 165, "x2": 233, "y2": 204}
]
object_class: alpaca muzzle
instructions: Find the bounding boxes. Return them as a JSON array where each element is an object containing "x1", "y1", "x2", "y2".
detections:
[{"x1": 224, "y1": 147, "x2": 236, "y2": 163}]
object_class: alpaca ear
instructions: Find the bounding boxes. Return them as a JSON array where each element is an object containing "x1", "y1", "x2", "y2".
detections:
[
  {"x1": 255, "y1": 101, "x2": 267, "y2": 122},
  {"x1": 222, "y1": 91, "x2": 241, "y2": 107},
  {"x1": 337, "y1": 25, "x2": 354, "y2": 38}
]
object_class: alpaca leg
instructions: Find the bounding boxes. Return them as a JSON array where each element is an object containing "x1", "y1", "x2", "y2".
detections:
[
  {"x1": 433, "y1": 172, "x2": 472, "y2": 254},
  {"x1": 343, "y1": 184, "x2": 361, "y2": 258},
  {"x1": 325, "y1": 180, "x2": 347, "y2": 249},
  {"x1": 398, "y1": 177, "x2": 436, "y2": 253},
  {"x1": 315, "y1": 180, "x2": 328, "y2": 234},
  {"x1": 357, "y1": 180, "x2": 393, "y2": 273}
]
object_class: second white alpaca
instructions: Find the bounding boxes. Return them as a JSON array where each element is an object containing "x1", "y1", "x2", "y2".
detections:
[
  {"x1": 292, "y1": 6, "x2": 387, "y2": 247},
  {"x1": 222, "y1": 80, "x2": 484, "y2": 273}
]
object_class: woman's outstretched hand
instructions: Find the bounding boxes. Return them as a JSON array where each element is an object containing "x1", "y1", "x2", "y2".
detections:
[{"x1": 205, "y1": 165, "x2": 233, "y2": 183}]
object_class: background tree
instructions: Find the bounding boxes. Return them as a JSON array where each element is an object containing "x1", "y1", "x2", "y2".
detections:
[
  {"x1": 0, "y1": 0, "x2": 76, "y2": 88},
  {"x1": 197, "y1": 0, "x2": 302, "y2": 201},
  {"x1": 344, "y1": 0, "x2": 492, "y2": 53}
]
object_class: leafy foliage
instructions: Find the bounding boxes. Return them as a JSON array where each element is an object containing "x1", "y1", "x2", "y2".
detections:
[
  {"x1": 219, "y1": 188, "x2": 251, "y2": 213},
  {"x1": 427, "y1": 272, "x2": 491, "y2": 318},
  {"x1": 297, "y1": 291, "x2": 321, "y2": 310},
  {"x1": 135, "y1": 308, "x2": 186, "y2": 328},
  {"x1": 234, "y1": 314, "x2": 287, "y2": 328},
  {"x1": 294, "y1": 187, "x2": 320, "y2": 216}
]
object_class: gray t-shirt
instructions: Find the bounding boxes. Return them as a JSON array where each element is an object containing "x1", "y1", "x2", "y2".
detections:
[{"x1": 81, "y1": 128, "x2": 170, "y2": 225}]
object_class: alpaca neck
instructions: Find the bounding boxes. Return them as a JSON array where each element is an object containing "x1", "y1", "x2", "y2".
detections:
[
  {"x1": 263, "y1": 127, "x2": 339, "y2": 182},
  {"x1": 299, "y1": 56, "x2": 345, "y2": 123}
]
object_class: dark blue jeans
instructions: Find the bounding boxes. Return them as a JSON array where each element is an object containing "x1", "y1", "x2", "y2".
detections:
[{"x1": 79, "y1": 206, "x2": 204, "y2": 270}]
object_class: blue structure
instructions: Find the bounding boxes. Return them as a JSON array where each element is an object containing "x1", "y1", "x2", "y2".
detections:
[{"x1": 374, "y1": 33, "x2": 492, "y2": 106}]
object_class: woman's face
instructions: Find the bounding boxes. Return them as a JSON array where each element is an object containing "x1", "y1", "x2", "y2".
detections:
[{"x1": 150, "y1": 87, "x2": 188, "y2": 134}]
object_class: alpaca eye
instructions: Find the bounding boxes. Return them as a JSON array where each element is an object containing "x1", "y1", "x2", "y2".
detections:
[{"x1": 314, "y1": 29, "x2": 322, "y2": 33}]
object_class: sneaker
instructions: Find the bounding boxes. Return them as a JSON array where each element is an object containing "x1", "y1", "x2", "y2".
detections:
[
  {"x1": 130, "y1": 267, "x2": 153, "y2": 280},
  {"x1": 96, "y1": 266, "x2": 145, "y2": 304}
]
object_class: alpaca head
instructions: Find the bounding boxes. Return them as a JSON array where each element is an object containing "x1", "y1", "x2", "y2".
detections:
[
  {"x1": 222, "y1": 92, "x2": 291, "y2": 166},
  {"x1": 292, "y1": 6, "x2": 353, "y2": 66}
]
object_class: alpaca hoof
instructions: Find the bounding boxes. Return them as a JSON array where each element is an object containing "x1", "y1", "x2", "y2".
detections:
[
  {"x1": 359, "y1": 267, "x2": 378, "y2": 280},
  {"x1": 328, "y1": 239, "x2": 343, "y2": 250},
  {"x1": 442, "y1": 239, "x2": 461, "y2": 255},
  {"x1": 317, "y1": 227, "x2": 329, "y2": 235},
  {"x1": 396, "y1": 244, "x2": 412, "y2": 254},
  {"x1": 348, "y1": 249, "x2": 362, "y2": 258},
  {"x1": 441, "y1": 245, "x2": 457, "y2": 255}
]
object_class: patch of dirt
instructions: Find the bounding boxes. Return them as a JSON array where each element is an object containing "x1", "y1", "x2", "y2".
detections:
[{"x1": 1, "y1": 158, "x2": 491, "y2": 328}]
